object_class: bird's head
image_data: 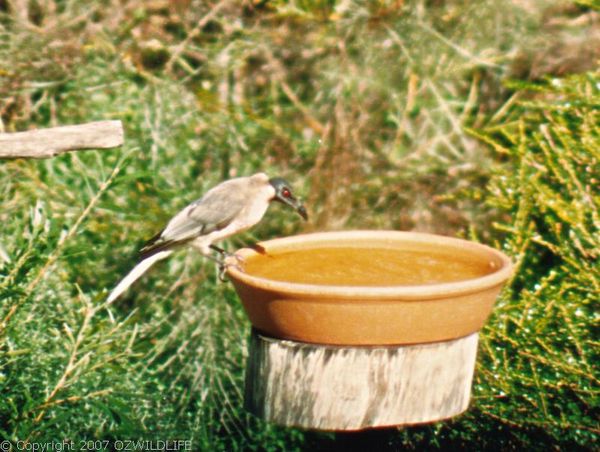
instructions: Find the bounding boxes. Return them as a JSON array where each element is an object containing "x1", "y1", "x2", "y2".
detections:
[{"x1": 269, "y1": 177, "x2": 308, "y2": 220}]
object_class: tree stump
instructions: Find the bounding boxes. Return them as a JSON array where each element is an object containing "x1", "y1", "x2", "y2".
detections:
[{"x1": 245, "y1": 329, "x2": 479, "y2": 430}]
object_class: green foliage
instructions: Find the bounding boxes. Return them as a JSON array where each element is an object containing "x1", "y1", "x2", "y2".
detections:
[
  {"x1": 0, "y1": 0, "x2": 598, "y2": 450},
  {"x1": 467, "y1": 73, "x2": 599, "y2": 448}
]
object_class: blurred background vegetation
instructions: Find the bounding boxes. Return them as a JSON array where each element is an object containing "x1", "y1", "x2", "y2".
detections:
[{"x1": 0, "y1": 0, "x2": 598, "y2": 449}]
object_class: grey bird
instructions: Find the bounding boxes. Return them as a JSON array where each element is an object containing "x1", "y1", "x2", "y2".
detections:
[{"x1": 107, "y1": 173, "x2": 307, "y2": 303}]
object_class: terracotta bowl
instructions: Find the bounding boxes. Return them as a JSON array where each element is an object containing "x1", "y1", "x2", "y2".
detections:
[{"x1": 226, "y1": 231, "x2": 512, "y2": 345}]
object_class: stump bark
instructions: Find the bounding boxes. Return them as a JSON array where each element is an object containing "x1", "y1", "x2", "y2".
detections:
[{"x1": 245, "y1": 329, "x2": 479, "y2": 430}]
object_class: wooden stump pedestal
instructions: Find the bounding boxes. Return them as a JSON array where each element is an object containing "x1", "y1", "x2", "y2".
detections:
[{"x1": 244, "y1": 329, "x2": 479, "y2": 431}]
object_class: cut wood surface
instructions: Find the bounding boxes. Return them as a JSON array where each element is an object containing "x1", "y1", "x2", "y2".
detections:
[
  {"x1": 245, "y1": 330, "x2": 479, "y2": 430},
  {"x1": 0, "y1": 120, "x2": 124, "y2": 159}
]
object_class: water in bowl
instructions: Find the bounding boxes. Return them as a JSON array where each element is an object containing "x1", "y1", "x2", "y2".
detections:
[{"x1": 243, "y1": 246, "x2": 496, "y2": 286}]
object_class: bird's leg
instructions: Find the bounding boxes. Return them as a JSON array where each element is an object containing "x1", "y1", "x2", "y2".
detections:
[
  {"x1": 200, "y1": 250, "x2": 225, "y2": 265},
  {"x1": 199, "y1": 252, "x2": 231, "y2": 282},
  {"x1": 218, "y1": 265, "x2": 230, "y2": 282},
  {"x1": 217, "y1": 258, "x2": 245, "y2": 282},
  {"x1": 210, "y1": 244, "x2": 245, "y2": 265},
  {"x1": 210, "y1": 244, "x2": 229, "y2": 259},
  {"x1": 189, "y1": 241, "x2": 229, "y2": 282},
  {"x1": 209, "y1": 245, "x2": 245, "y2": 282},
  {"x1": 191, "y1": 242, "x2": 229, "y2": 278}
]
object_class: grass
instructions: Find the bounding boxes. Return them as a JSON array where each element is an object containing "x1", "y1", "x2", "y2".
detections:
[{"x1": 1, "y1": 0, "x2": 598, "y2": 449}]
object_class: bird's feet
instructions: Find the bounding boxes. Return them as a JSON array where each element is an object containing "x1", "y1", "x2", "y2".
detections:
[
  {"x1": 211, "y1": 245, "x2": 245, "y2": 281},
  {"x1": 217, "y1": 259, "x2": 245, "y2": 282},
  {"x1": 210, "y1": 244, "x2": 244, "y2": 262}
]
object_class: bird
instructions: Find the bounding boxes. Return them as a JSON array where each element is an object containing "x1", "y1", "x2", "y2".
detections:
[{"x1": 106, "y1": 172, "x2": 307, "y2": 303}]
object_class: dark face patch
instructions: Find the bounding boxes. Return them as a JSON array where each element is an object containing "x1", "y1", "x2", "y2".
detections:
[{"x1": 268, "y1": 177, "x2": 308, "y2": 220}]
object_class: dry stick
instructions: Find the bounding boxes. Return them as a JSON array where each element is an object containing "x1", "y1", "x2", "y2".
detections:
[
  {"x1": 0, "y1": 120, "x2": 124, "y2": 159},
  {"x1": 165, "y1": 0, "x2": 231, "y2": 73},
  {"x1": 262, "y1": 48, "x2": 326, "y2": 135},
  {"x1": 35, "y1": 389, "x2": 113, "y2": 411},
  {"x1": 33, "y1": 307, "x2": 93, "y2": 423},
  {"x1": 279, "y1": 80, "x2": 325, "y2": 135},
  {"x1": 0, "y1": 163, "x2": 123, "y2": 335},
  {"x1": 481, "y1": 408, "x2": 600, "y2": 434},
  {"x1": 416, "y1": 21, "x2": 501, "y2": 69},
  {"x1": 24, "y1": 305, "x2": 101, "y2": 444}
]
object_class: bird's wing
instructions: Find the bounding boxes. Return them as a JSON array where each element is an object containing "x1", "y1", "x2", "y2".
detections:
[{"x1": 141, "y1": 179, "x2": 249, "y2": 256}]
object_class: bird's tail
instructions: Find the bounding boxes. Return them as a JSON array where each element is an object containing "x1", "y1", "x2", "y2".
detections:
[{"x1": 107, "y1": 250, "x2": 173, "y2": 304}]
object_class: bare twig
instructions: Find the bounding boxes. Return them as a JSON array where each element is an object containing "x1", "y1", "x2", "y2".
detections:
[
  {"x1": 0, "y1": 162, "x2": 123, "y2": 335},
  {"x1": 0, "y1": 120, "x2": 124, "y2": 159},
  {"x1": 33, "y1": 306, "x2": 93, "y2": 423},
  {"x1": 262, "y1": 48, "x2": 325, "y2": 135},
  {"x1": 165, "y1": 0, "x2": 231, "y2": 73},
  {"x1": 416, "y1": 21, "x2": 501, "y2": 69},
  {"x1": 279, "y1": 80, "x2": 325, "y2": 135}
]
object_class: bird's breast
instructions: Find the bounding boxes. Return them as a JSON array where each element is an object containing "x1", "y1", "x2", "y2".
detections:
[{"x1": 238, "y1": 195, "x2": 271, "y2": 229}]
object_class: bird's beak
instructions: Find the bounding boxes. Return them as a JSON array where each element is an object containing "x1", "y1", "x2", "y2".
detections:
[
  {"x1": 297, "y1": 203, "x2": 308, "y2": 221},
  {"x1": 278, "y1": 195, "x2": 308, "y2": 220}
]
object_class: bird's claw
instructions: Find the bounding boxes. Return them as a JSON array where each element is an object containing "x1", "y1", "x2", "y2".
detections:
[
  {"x1": 232, "y1": 253, "x2": 246, "y2": 265},
  {"x1": 218, "y1": 253, "x2": 245, "y2": 282},
  {"x1": 218, "y1": 264, "x2": 228, "y2": 282},
  {"x1": 211, "y1": 245, "x2": 245, "y2": 264},
  {"x1": 218, "y1": 262, "x2": 244, "y2": 282}
]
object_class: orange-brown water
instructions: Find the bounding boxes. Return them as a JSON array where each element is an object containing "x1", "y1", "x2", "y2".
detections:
[{"x1": 244, "y1": 246, "x2": 495, "y2": 286}]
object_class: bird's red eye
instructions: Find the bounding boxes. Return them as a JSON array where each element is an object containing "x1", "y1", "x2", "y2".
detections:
[{"x1": 282, "y1": 188, "x2": 291, "y2": 198}]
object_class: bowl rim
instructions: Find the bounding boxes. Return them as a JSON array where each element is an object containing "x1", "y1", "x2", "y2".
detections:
[{"x1": 226, "y1": 230, "x2": 513, "y2": 300}]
